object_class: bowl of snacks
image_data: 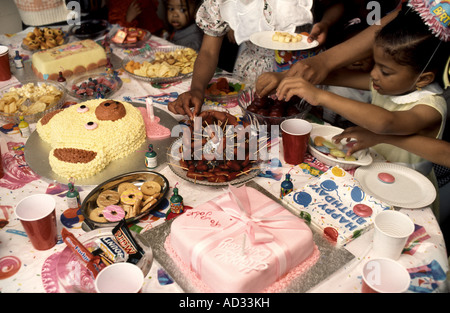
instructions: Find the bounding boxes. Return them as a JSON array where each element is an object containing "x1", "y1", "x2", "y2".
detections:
[
  {"x1": 238, "y1": 86, "x2": 311, "y2": 133},
  {"x1": 0, "y1": 79, "x2": 65, "y2": 124},
  {"x1": 308, "y1": 124, "x2": 373, "y2": 170},
  {"x1": 204, "y1": 73, "x2": 246, "y2": 108},
  {"x1": 122, "y1": 46, "x2": 197, "y2": 83},
  {"x1": 67, "y1": 70, "x2": 122, "y2": 100},
  {"x1": 81, "y1": 171, "x2": 169, "y2": 229},
  {"x1": 108, "y1": 27, "x2": 150, "y2": 48},
  {"x1": 22, "y1": 27, "x2": 68, "y2": 51}
]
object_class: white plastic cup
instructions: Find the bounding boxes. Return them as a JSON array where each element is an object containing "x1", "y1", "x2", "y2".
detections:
[
  {"x1": 95, "y1": 263, "x2": 144, "y2": 293},
  {"x1": 14, "y1": 194, "x2": 58, "y2": 250},
  {"x1": 372, "y1": 210, "x2": 414, "y2": 260},
  {"x1": 361, "y1": 258, "x2": 411, "y2": 293}
]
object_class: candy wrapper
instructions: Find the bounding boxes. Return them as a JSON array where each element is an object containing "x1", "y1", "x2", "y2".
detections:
[
  {"x1": 113, "y1": 219, "x2": 145, "y2": 265},
  {"x1": 61, "y1": 228, "x2": 106, "y2": 278}
]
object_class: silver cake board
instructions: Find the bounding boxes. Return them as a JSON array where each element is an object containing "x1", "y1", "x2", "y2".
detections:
[{"x1": 137, "y1": 180, "x2": 355, "y2": 293}]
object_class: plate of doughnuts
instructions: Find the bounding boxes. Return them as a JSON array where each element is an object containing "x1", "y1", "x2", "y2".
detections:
[{"x1": 81, "y1": 171, "x2": 169, "y2": 229}]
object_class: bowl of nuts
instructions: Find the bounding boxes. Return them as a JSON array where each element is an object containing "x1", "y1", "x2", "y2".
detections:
[{"x1": 0, "y1": 80, "x2": 66, "y2": 124}]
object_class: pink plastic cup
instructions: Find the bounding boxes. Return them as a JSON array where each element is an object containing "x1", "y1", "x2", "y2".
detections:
[
  {"x1": 361, "y1": 258, "x2": 411, "y2": 293},
  {"x1": 280, "y1": 119, "x2": 312, "y2": 165},
  {"x1": 14, "y1": 194, "x2": 58, "y2": 250},
  {"x1": 0, "y1": 46, "x2": 11, "y2": 81}
]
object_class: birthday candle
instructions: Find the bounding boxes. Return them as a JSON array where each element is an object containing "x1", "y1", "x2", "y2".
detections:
[{"x1": 146, "y1": 97, "x2": 155, "y2": 122}]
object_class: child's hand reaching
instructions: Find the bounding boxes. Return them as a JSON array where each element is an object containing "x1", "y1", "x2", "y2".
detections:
[
  {"x1": 255, "y1": 72, "x2": 285, "y2": 97},
  {"x1": 275, "y1": 76, "x2": 322, "y2": 106},
  {"x1": 126, "y1": 0, "x2": 142, "y2": 23},
  {"x1": 332, "y1": 126, "x2": 382, "y2": 156}
]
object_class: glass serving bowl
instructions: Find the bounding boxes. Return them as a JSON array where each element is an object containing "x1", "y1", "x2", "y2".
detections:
[
  {"x1": 238, "y1": 86, "x2": 311, "y2": 134},
  {"x1": 204, "y1": 73, "x2": 247, "y2": 108},
  {"x1": 69, "y1": 19, "x2": 110, "y2": 40},
  {"x1": 66, "y1": 70, "x2": 123, "y2": 100},
  {"x1": 122, "y1": 45, "x2": 196, "y2": 84},
  {"x1": 0, "y1": 79, "x2": 66, "y2": 124}
]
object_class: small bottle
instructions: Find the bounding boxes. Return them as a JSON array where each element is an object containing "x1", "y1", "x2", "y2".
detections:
[
  {"x1": 66, "y1": 182, "x2": 81, "y2": 210},
  {"x1": 14, "y1": 51, "x2": 23, "y2": 69},
  {"x1": 280, "y1": 173, "x2": 294, "y2": 199},
  {"x1": 170, "y1": 185, "x2": 184, "y2": 214},
  {"x1": 57, "y1": 71, "x2": 66, "y2": 83},
  {"x1": 145, "y1": 144, "x2": 157, "y2": 169},
  {"x1": 18, "y1": 116, "x2": 31, "y2": 138}
]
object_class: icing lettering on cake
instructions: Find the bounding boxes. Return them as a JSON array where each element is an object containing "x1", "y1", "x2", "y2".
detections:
[{"x1": 165, "y1": 185, "x2": 320, "y2": 293}]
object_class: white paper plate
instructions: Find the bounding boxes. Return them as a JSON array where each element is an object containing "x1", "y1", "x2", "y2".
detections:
[
  {"x1": 354, "y1": 162, "x2": 436, "y2": 208},
  {"x1": 250, "y1": 31, "x2": 319, "y2": 51}
]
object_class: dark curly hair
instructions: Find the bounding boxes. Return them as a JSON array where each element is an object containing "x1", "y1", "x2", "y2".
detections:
[{"x1": 375, "y1": 5, "x2": 449, "y2": 87}]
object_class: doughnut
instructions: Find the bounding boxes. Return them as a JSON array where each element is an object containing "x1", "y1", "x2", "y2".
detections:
[
  {"x1": 118, "y1": 182, "x2": 139, "y2": 195},
  {"x1": 120, "y1": 188, "x2": 143, "y2": 205},
  {"x1": 140, "y1": 181, "x2": 161, "y2": 196},
  {"x1": 103, "y1": 205, "x2": 125, "y2": 222},
  {"x1": 96, "y1": 190, "x2": 120, "y2": 207},
  {"x1": 89, "y1": 207, "x2": 108, "y2": 223}
]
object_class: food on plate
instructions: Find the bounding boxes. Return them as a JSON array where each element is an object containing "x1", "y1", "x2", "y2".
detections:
[
  {"x1": 31, "y1": 39, "x2": 107, "y2": 81},
  {"x1": 205, "y1": 77, "x2": 245, "y2": 96},
  {"x1": 70, "y1": 75, "x2": 118, "y2": 98},
  {"x1": 36, "y1": 99, "x2": 145, "y2": 179},
  {"x1": 246, "y1": 94, "x2": 302, "y2": 118},
  {"x1": 272, "y1": 31, "x2": 303, "y2": 43},
  {"x1": 310, "y1": 135, "x2": 360, "y2": 161},
  {"x1": 174, "y1": 110, "x2": 260, "y2": 183},
  {"x1": 87, "y1": 179, "x2": 163, "y2": 223},
  {"x1": 23, "y1": 27, "x2": 66, "y2": 50},
  {"x1": 125, "y1": 47, "x2": 197, "y2": 78},
  {"x1": 165, "y1": 185, "x2": 320, "y2": 292},
  {"x1": 0, "y1": 82, "x2": 63, "y2": 115},
  {"x1": 111, "y1": 27, "x2": 147, "y2": 44}
]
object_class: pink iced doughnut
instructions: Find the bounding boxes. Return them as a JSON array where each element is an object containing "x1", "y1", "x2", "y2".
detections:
[{"x1": 103, "y1": 205, "x2": 126, "y2": 222}]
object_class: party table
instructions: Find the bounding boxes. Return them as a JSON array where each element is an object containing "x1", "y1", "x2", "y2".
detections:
[{"x1": 0, "y1": 25, "x2": 448, "y2": 294}]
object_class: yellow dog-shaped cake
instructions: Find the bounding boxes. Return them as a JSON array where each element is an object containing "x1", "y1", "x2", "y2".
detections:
[{"x1": 36, "y1": 99, "x2": 146, "y2": 179}]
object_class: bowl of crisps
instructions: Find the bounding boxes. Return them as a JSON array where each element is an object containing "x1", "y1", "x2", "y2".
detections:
[
  {"x1": 122, "y1": 45, "x2": 197, "y2": 84},
  {"x1": 204, "y1": 73, "x2": 247, "y2": 108},
  {"x1": 0, "y1": 79, "x2": 65, "y2": 124}
]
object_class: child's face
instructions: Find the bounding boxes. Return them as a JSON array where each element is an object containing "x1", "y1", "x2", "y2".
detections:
[
  {"x1": 370, "y1": 45, "x2": 420, "y2": 96},
  {"x1": 166, "y1": 0, "x2": 195, "y2": 30}
]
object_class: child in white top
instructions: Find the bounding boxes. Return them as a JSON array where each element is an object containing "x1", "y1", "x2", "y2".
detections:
[{"x1": 275, "y1": 6, "x2": 448, "y2": 173}]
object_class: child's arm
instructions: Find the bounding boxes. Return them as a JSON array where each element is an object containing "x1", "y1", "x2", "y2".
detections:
[
  {"x1": 276, "y1": 76, "x2": 442, "y2": 136},
  {"x1": 168, "y1": 34, "x2": 224, "y2": 118},
  {"x1": 333, "y1": 126, "x2": 450, "y2": 168}
]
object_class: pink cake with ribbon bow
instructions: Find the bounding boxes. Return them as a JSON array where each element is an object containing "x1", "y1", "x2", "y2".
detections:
[{"x1": 165, "y1": 185, "x2": 319, "y2": 293}]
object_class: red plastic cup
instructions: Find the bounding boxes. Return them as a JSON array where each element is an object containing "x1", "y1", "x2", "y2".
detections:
[
  {"x1": 14, "y1": 194, "x2": 58, "y2": 250},
  {"x1": 280, "y1": 119, "x2": 312, "y2": 165},
  {"x1": 0, "y1": 46, "x2": 11, "y2": 81}
]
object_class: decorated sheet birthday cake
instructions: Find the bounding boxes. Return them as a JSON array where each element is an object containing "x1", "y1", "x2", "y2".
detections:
[
  {"x1": 282, "y1": 166, "x2": 391, "y2": 247},
  {"x1": 165, "y1": 185, "x2": 320, "y2": 293}
]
